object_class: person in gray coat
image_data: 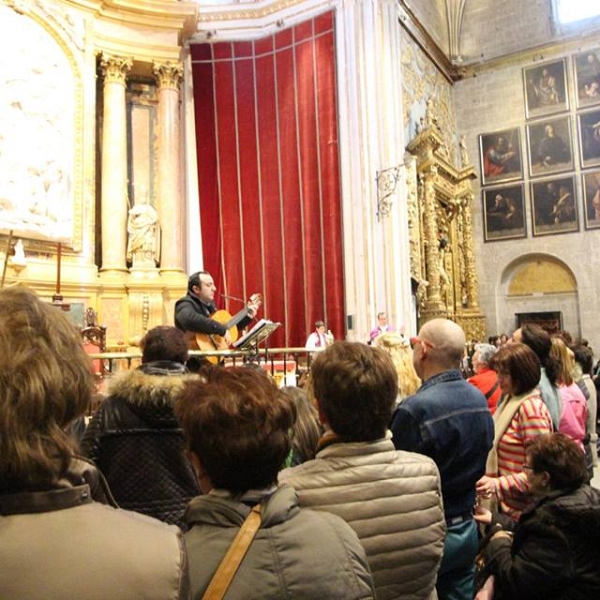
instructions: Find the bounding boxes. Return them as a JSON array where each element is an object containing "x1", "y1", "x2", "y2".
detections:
[
  {"x1": 176, "y1": 366, "x2": 375, "y2": 600},
  {"x1": 280, "y1": 341, "x2": 446, "y2": 600}
]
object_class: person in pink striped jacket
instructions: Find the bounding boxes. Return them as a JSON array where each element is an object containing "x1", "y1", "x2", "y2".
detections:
[{"x1": 476, "y1": 343, "x2": 553, "y2": 521}]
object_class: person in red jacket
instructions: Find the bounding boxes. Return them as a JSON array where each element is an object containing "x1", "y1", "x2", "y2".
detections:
[{"x1": 468, "y1": 343, "x2": 502, "y2": 413}]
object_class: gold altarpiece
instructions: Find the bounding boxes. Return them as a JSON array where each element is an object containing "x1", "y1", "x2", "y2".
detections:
[{"x1": 406, "y1": 119, "x2": 486, "y2": 342}]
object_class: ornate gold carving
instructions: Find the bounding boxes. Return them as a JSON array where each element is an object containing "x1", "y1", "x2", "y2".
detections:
[
  {"x1": 153, "y1": 61, "x2": 183, "y2": 90},
  {"x1": 100, "y1": 54, "x2": 132, "y2": 85},
  {"x1": 197, "y1": 0, "x2": 306, "y2": 22},
  {"x1": 406, "y1": 107, "x2": 486, "y2": 342}
]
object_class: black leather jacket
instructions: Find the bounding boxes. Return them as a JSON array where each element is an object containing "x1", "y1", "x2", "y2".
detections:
[{"x1": 81, "y1": 362, "x2": 200, "y2": 528}]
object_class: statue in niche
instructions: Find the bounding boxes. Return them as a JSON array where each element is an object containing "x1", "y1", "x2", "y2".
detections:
[{"x1": 127, "y1": 197, "x2": 160, "y2": 268}]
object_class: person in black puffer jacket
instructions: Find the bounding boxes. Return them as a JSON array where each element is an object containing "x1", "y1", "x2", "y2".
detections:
[
  {"x1": 475, "y1": 433, "x2": 600, "y2": 600},
  {"x1": 81, "y1": 326, "x2": 201, "y2": 528}
]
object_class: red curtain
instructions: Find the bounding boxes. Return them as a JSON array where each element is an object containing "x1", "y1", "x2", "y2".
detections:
[{"x1": 190, "y1": 11, "x2": 344, "y2": 348}]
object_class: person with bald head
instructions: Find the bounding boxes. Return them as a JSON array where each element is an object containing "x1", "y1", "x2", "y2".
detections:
[{"x1": 391, "y1": 318, "x2": 494, "y2": 600}]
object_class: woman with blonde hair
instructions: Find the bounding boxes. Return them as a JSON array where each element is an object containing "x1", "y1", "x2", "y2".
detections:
[
  {"x1": 551, "y1": 336, "x2": 587, "y2": 452},
  {"x1": 374, "y1": 332, "x2": 421, "y2": 401}
]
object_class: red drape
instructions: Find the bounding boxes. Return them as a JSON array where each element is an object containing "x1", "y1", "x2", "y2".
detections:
[{"x1": 190, "y1": 11, "x2": 344, "y2": 348}]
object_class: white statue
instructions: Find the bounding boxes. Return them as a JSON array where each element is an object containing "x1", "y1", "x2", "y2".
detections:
[
  {"x1": 12, "y1": 239, "x2": 26, "y2": 266},
  {"x1": 127, "y1": 198, "x2": 160, "y2": 268}
]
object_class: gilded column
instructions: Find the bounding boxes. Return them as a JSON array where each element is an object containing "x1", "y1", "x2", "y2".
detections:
[
  {"x1": 461, "y1": 192, "x2": 480, "y2": 309},
  {"x1": 153, "y1": 61, "x2": 184, "y2": 275},
  {"x1": 422, "y1": 168, "x2": 443, "y2": 308},
  {"x1": 100, "y1": 54, "x2": 132, "y2": 274}
]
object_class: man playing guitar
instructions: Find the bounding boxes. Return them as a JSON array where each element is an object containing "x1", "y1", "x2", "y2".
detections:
[{"x1": 174, "y1": 271, "x2": 259, "y2": 367}]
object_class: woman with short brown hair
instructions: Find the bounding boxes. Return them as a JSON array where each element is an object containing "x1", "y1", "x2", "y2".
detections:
[
  {"x1": 476, "y1": 433, "x2": 600, "y2": 599},
  {"x1": 476, "y1": 343, "x2": 553, "y2": 520},
  {"x1": 177, "y1": 366, "x2": 375, "y2": 600}
]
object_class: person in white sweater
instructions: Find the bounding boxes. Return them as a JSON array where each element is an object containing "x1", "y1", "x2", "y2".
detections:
[{"x1": 280, "y1": 341, "x2": 446, "y2": 600}]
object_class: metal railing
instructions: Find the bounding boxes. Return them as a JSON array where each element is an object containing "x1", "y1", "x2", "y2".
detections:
[{"x1": 88, "y1": 346, "x2": 321, "y2": 387}]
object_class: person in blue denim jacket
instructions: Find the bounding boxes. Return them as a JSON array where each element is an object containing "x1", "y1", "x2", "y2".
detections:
[{"x1": 391, "y1": 318, "x2": 494, "y2": 600}]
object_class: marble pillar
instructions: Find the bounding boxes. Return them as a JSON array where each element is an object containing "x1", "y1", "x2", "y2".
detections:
[
  {"x1": 153, "y1": 60, "x2": 184, "y2": 276},
  {"x1": 99, "y1": 54, "x2": 132, "y2": 275}
]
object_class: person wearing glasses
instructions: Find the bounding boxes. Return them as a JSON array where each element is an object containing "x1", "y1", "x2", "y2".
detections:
[
  {"x1": 474, "y1": 433, "x2": 600, "y2": 599},
  {"x1": 391, "y1": 319, "x2": 494, "y2": 600}
]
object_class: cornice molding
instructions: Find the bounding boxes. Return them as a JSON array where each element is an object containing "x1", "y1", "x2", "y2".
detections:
[{"x1": 397, "y1": 1, "x2": 457, "y2": 83}]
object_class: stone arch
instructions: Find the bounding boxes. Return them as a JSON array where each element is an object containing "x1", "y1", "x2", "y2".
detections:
[{"x1": 496, "y1": 253, "x2": 580, "y2": 337}]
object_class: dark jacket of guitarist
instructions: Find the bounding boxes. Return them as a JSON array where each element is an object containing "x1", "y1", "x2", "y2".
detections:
[{"x1": 174, "y1": 271, "x2": 254, "y2": 340}]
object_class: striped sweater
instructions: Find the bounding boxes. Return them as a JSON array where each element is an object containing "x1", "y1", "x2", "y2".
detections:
[{"x1": 493, "y1": 392, "x2": 553, "y2": 519}]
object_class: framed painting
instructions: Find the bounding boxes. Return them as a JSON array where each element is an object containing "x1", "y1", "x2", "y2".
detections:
[
  {"x1": 577, "y1": 108, "x2": 600, "y2": 168},
  {"x1": 526, "y1": 116, "x2": 573, "y2": 177},
  {"x1": 516, "y1": 312, "x2": 562, "y2": 335},
  {"x1": 530, "y1": 175, "x2": 579, "y2": 237},
  {"x1": 482, "y1": 183, "x2": 526, "y2": 242},
  {"x1": 582, "y1": 169, "x2": 600, "y2": 230},
  {"x1": 523, "y1": 59, "x2": 569, "y2": 119},
  {"x1": 479, "y1": 128, "x2": 523, "y2": 185},
  {"x1": 573, "y1": 49, "x2": 600, "y2": 108}
]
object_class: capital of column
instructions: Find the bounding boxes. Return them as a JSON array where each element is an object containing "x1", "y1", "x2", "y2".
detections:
[
  {"x1": 153, "y1": 61, "x2": 184, "y2": 90},
  {"x1": 100, "y1": 54, "x2": 133, "y2": 85}
]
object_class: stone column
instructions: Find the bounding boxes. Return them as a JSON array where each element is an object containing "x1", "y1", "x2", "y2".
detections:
[
  {"x1": 99, "y1": 54, "x2": 132, "y2": 274},
  {"x1": 153, "y1": 61, "x2": 184, "y2": 276},
  {"x1": 461, "y1": 193, "x2": 480, "y2": 309}
]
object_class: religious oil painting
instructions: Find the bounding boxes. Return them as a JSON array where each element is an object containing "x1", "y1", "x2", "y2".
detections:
[
  {"x1": 526, "y1": 116, "x2": 573, "y2": 177},
  {"x1": 582, "y1": 170, "x2": 600, "y2": 230},
  {"x1": 530, "y1": 175, "x2": 579, "y2": 237},
  {"x1": 523, "y1": 59, "x2": 569, "y2": 119},
  {"x1": 573, "y1": 50, "x2": 600, "y2": 108},
  {"x1": 577, "y1": 108, "x2": 600, "y2": 169},
  {"x1": 482, "y1": 184, "x2": 527, "y2": 242},
  {"x1": 0, "y1": 5, "x2": 76, "y2": 245},
  {"x1": 479, "y1": 128, "x2": 523, "y2": 186}
]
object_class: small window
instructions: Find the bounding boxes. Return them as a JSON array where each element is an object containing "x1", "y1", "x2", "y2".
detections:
[{"x1": 554, "y1": 0, "x2": 600, "y2": 24}]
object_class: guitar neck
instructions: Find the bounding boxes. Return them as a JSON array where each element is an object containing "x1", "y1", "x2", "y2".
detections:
[{"x1": 225, "y1": 306, "x2": 250, "y2": 330}]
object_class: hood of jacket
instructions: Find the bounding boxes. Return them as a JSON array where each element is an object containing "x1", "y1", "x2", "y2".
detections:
[
  {"x1": 534, "y1": 485, "x2": 600, "y2": 542},
  {"x1": 107, "y1": 362, "x2": 197, "y2": 406},
  {"x1": 185, "y1": 484, "x2": 299, "y2": 530}
]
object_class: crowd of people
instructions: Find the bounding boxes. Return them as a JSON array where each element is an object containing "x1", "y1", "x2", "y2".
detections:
[{"x1": 1, "y1": 283, "x2": 600, "y2": 600}]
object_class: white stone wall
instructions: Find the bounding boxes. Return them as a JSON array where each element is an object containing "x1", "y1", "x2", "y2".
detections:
[{"x1": 460, "y1": 0, "x2": 600, "y2": 65}]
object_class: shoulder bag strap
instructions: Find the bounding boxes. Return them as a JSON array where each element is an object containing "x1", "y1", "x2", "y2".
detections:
[
  {"x1": 484, "y1": 380, "x2": 500, "y2": 400},
  {"x1": 202, "y1": 504, "x2": 263, "y2": 600}
]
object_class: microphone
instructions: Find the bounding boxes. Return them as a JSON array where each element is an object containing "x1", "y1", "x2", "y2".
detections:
[{"x1": 220, "y1": 293, "x2": 245, "y2": 304}]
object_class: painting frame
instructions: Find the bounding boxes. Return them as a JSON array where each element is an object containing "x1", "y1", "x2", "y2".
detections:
[
  {"x1": 526, "y1": 115, "x2": 574, "y2": 177},
  {"x1": 577, "y1": 108, "x2": 600, "y2": 169},
  {"x1": 479, "y1": 127, "x2": 523, "y2": 186},
  {"x1": 582, "y1": 169, "x2": 600, "y2": 230},
  {"x1": 573, "y1": 49, "x2": 600, "y2": 109},
  {"x1": 530, "y1": 175, "x2": 579, "y2": 237},
  {"x1": 523, "y1": 58, "x2": 569, "y2": 120},
  {"x1": 482, "y1": 183, "x2": 527, "y2": 242}
]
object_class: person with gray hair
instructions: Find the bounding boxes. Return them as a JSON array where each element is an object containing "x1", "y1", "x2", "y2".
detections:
[{"x1": 468, "y1": 343, "x2": 502, "y2": 413}]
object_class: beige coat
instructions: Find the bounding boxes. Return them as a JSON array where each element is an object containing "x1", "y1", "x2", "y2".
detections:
[
  {"x1": 280, "y1": 432, "x2": 446, "y2": 600},
  {"x1": 0, "y1": 459, "x2": 189, "y2": 600}
]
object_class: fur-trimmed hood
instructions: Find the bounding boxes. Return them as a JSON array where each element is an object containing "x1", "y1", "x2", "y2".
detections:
[{"x1": 106, "y1": 361, "x2": 200, "y2": 412}]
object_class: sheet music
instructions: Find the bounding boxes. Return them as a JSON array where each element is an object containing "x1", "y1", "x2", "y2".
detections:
[{"x1": 233, "y1": 319, "x2": 281, "y2": 349}]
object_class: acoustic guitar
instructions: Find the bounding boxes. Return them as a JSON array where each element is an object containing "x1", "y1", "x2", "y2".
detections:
[{"x1": 195, "y1": 293, "x2": 262, "y2": 364}]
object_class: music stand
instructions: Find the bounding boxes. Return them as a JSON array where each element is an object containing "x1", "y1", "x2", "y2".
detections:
[{"x1": 233, "y1": 319, "x2": 281, "y2": 362}]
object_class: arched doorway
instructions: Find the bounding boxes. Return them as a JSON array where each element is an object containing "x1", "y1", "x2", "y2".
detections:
[{"x1": 497, "y1": 254, "x2": 579, "y2": 337}]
